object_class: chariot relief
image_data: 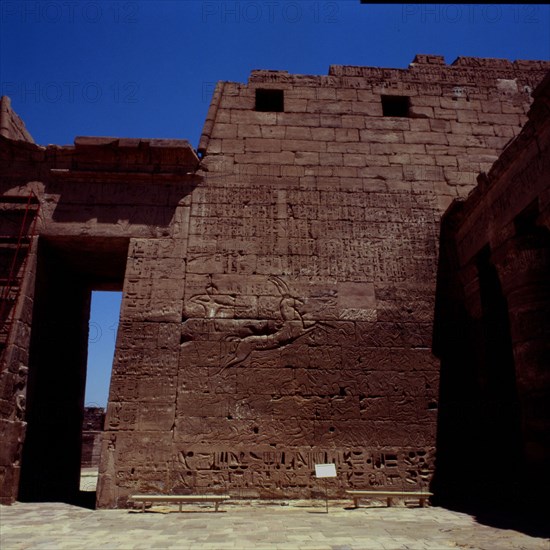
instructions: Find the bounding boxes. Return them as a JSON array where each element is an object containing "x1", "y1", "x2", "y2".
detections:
[{"x1": 183, "y1": 276, "x2": 323, "y2": 372}]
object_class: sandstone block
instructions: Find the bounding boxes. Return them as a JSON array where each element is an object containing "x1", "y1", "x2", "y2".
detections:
[
  {"x1": 285, "y1": 126, "x2": 312, "y2": 140},
  {"x1": 223, "y1": 139, "x2": 245, "y2": 153},
  {"x1": 470, "y1": 124, "x2": 495, "y2": 136},
  {"x1": 352, "y1": 102, "x2": 383, "y2": 116},
  {"x1": 281, "y1": 139, "x2": 325, "y2": 152},
  {"x1": 205, "y1": 139, "x2": 222, "y2": 153},
  {"x1": 409, "y1": 106, "x2": 434, "y2": 118},
  {"x1": 440, "y1": 97, "x2": 481, "y2": 110},
  {"x1": 277, "y1": 113, "x2": 320, "y2": 126},
  {"x1": 447, "y1": 134, "x2": 485, "y2": 147},
  {"x1": 320, "y1": 115, "x2": 342, "y2": 128},
  {"x1": 480, "y1": 100, "x2": 503, "y2": 114},
  {"x1": 364, "y1": 118, "x2": 410, "y2": 131},
  {"x1": 410, "y1": 96, "x2": 440, "y2": 107},
  {"x1": 315, "y1": 88, "x2": 337, "y2": 100},
  {"x1": 478, "y1": 112, "x2": 521, "y2": 125},
  {"x1": 501, "y1": 103, "x2": 527, "y2": 115},
  {"x1": 220, "y1": 95, "x2": 254, "y2": 110},
  {"x1": 456, "y1": 110, "x2": 479, "y2": 123},
  {"x1": 261, "y1": 126, "x2": 286, "y2": 139},
  {"x1": 288, "y1": 87, "x2": 318, "y2": 100},
  {"x1": 336, "y1": 89, "x2": 358, "y2": 101},
  {"x1": 450, "y1": 121, "x2": 473, "y2": 135},
  {"x1": 370, "y1": 143, "x2": 426, "y2": 155},
  {"x1": 327, "y1": 142, "x2": 370, "y2": 154},
  {"x1": 429, "y1": 119, "x2": 450, "y2": 133},
  {"x1": 335, "y1": 128, "x2": 360, "y2": 142},
  {"x1": 409, "y1": 119, "x2": 431, "y2": 132},
  {"x1": 310, "y1": 127, "x2": 335, "y2": 140},
  {"x1": 295, "y1": 151, "x2": 320, "y2": 165},
  {"x1": 237, "y1": 124, "x2": 261, "y2": 138},
  {"x1": 341, "y1": 115, "x2": 365, "y2": 129},
  {"x1": 212, "y1": 123, "x2": 237, "y2": 139},
  {"x1": 433, "y1": 107, "x2": 458, "y2": 120},
  {"x1": 230, "y1": 110, "x2": 277, "y2": 125},
  {"x1": 387, "y1": 153, "x2": 411, "y2": 165},
  {"x1": 435, "y1": 155, "x2": 458, "y2": 167},
  {"x1": 357, "y1": 90, "x2": 379, "y2": 102},
  {"x1": 245, "y1": 138, "x2": 281, "y2": 153},
  {"x1": 359, "y1": 166, "x2": 403, "y2": 180},
  {"x1": 404, "y1": 132, "x2": 448, "y2": 145},
  {"x1": 364, "y1": 154, "x2": 389, "y2": 166},
  {"x1": 307, "y1": 100, "x2": 353, "y2": 115},
  {"x1": 319, "y1": 152, "x2": 343, "y2": 166},
  {"x1": 360, "y1": 130, "x2": 404, "y2": 144},
  {"x1": 284, "y1": 99, "x2": 308, "y2": 112},
  {"x1": 343, "y1": 154, "x2": 366, "y2": 167}
]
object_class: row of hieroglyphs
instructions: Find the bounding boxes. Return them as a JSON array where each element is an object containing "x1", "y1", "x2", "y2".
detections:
[
  {"x1": 179, "y1": 448, "x2": 433, "y2": 475},
  {"x1": 112, "y1": 448, "x2": 434, "y2": 489}
]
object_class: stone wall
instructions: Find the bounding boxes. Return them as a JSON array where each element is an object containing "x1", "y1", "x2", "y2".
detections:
[
  {"x1": 0, "y1": 134, "x2": 200, "y2": 504},
  {"x1": 98, "y1": 55, "x2": 550, "y2": 505},
  {"x1": 0, "y1": 110, "x2": 39, "y2": 502},
  {"x1": 0, "y1": 54, "x2": 549, "y2": 508},
  {"x1": 434, "y1": 70, "x2": 550, "y2": 508},
  {"x1": 0, "y1": 97, "x2": 34, "y2": 143}
]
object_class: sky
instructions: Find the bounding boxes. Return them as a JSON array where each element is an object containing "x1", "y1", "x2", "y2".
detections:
[
  {"x1": 1, "y1": 1, "x2": 549, "y2": 407},
  {"x1": 86, "y1": 291, "x2": 122, "y2": 407}
]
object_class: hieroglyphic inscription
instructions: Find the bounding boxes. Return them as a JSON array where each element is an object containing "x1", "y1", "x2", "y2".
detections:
[
  {"x1": 186, "y1": 188, "x2": 439, "y2": 282},
  {"x1": 169, "y1": 447, "x2": 435, "y2": 495}
]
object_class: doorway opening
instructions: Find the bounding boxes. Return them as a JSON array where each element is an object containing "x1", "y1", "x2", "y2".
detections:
[
  {"x1": 80, "y1": 291, "x2": 122, "y2": 496},
  {"x1": 18, "y1": 236, "x2": 128, "y2": 507},
  {"x1": 474, "y1": 246, "x2": 523, "y2": 503}
]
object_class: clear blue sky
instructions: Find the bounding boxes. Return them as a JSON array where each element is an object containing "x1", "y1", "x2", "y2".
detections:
[
  {"x1": 86, "y1": 291, "x2": 122, "y2": 407},
  {"x1": 1, "y1": 2, "x2": 549, "y2": 406}
]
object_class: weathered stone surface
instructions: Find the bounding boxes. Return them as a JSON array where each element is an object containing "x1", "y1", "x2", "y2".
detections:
[
  {"x1": 0, "y1": 55, "x2": 549, "y2": 509},
  {"x1": 434, "y1": 70, "x2": 550, "y2": 509}
]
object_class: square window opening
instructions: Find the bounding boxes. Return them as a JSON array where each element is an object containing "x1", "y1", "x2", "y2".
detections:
[
  {"x1": 381, "y1": 95, "x2": 410, "y2": 117},
  {"x1": 255, "y1": 89, "x2": 284, "y2": 112}
]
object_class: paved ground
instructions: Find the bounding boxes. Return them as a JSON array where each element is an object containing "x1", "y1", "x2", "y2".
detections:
[{"x1": 1, "y1": 499, "x2": 548, "y2": 550}]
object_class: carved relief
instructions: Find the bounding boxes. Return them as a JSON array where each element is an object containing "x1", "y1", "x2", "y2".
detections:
[
  {"x1": 169, "y1": 447, "x2": 435, "y2": 494},
  {"x1": 219, "y1": 277, "x2": 320, "y2": 372},
  {"x1": 182, "y1": 276, "x2": 327, "y2": 372},
  {"x1": 184, "y1": 280, "x2": 235, "y2": 319}
]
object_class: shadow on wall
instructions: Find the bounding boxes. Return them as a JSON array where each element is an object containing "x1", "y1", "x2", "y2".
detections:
[
  {"x1": 431, "y1": 204, "x2": 548, "y2": 539},
  {"x1": 45, "y1": 136, "x2": 202, "y2": 227},
  {"x1": 50, "y1": 179, "x2": 198, "y2": 227}
]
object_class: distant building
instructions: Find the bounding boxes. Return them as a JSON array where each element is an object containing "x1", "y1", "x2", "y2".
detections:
[{"x1": 81, "y1": 407, "x2": 105, "y2": 468}]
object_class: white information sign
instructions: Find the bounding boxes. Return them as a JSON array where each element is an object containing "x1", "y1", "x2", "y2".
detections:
[{"x1": 315, "y1": 463, "x2": 337, "y2": 478}]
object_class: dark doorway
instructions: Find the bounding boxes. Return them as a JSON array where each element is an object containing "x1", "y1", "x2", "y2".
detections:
[
  {"x1": 18, "y1": 236, "x2": 127, "y2": 505},
  {"x1": 473, "y1": 246, "x2": 523, "y2": 502},
  {"x1": 434, "y1": 244, "x2": 522, "y2": 506}
]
